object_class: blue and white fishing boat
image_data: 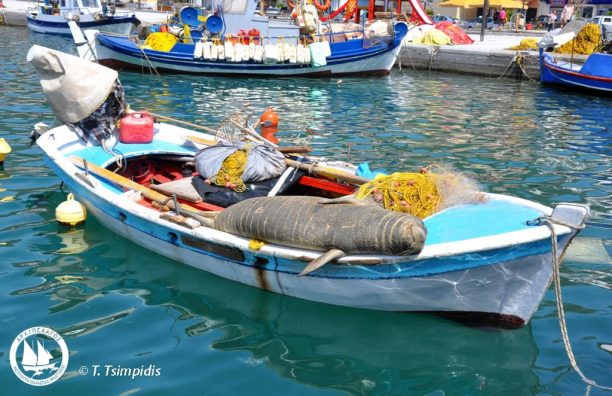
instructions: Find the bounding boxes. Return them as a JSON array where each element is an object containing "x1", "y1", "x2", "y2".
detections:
[
  {"x1": 70, "y1": 0, "x2": 408, "y2": 76},
  {"x1": 539, "y1": 48, "x2": 612, "y2": 93},
  {"x1": 32, "y1": 120, "x2": 588, "y2": 328},
  {"x1": 29, "y1": 45, "x2": 589, "y2": 329},
  {"x1": 27, "y1": 0, "x2": 139, "y2": 36}
]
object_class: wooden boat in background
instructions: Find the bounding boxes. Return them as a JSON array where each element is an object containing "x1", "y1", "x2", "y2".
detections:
[
  {"x1": 539, "y1": 48, "x2": 612, "y2": 93},
  {"x1": 27, "y1": 0, "x2": 138, "y2": 36},
  {"x1": 69, "y1": 0, "x2": 409, "y2": 76}
]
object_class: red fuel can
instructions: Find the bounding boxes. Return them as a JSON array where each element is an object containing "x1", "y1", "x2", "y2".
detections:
[{"x1": 119, "y1": 112, "x2": 154, "y2": 144}]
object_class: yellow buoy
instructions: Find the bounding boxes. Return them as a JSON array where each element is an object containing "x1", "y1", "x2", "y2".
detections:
[
  {"x1": 55, "y1": 193, "x2": 87, "y2": 226},
  {"x1": 0, "y1": 138, "x2": 11, "y2": 165}
]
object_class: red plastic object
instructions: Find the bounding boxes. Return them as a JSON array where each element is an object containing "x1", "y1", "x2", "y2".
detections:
[
  {"x1": 119, "y1": 112, "x2": 154, "y2": 144},
  {"x1": 434, "y1": 22, "x2": 474, "y2": 45}
]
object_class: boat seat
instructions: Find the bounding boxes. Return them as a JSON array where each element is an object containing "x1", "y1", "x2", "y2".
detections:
[{"x1": 150, "y1": 177, "x2": 203, "y2": 203}]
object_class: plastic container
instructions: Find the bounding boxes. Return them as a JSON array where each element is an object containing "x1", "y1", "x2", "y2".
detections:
[{"x1": 119, "y1": 112, "x2": 154, "y2": 144}]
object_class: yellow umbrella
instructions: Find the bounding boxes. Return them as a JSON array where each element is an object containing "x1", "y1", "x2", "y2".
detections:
[
  {"x1": 487, "y1": 0, "x2": 526, "y2": 8},
  {"x1": 438, "y1": 0, "x2": 526, "y2": 8},
  {"x1": 438, "y1": 0, "x2": 478, "y2": 8}
]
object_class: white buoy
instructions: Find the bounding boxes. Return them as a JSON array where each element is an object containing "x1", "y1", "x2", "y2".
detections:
[
  {"x1": 0, "y1": 138, "x2": 11, "y2": 166},
  {"x1": 55, "y1": 193, "x2": 87, "y2": 226}
]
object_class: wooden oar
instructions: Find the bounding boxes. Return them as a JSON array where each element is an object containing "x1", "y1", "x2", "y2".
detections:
[
  {"x1": 148, "y1": 112, "x2": 217, "y2": 134},
  {"x1": 69, "y1": 156, "x2": 218, "y2": 226},
  {"x1": 285, "y1": 159, "x2": 370, "y2": 186},
  {"x1": 184, "y1": 135, "x2": 312, "y2": 154}
]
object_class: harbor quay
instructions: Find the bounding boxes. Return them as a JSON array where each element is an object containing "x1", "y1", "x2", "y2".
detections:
[{"x1": 398, "y1": 32, "x2": 587, "y2": 80}]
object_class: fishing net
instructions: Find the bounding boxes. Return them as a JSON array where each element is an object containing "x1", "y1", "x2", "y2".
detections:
[
  {"x1": 354, "y1": 165, "x2": 486, "y2": 219},
  {"x1": 554, "y1": 24, "x2": 601, "y2": 55},
  {"x1": 210, "y1": 149, "x2": 248, "y2": 192},
  {"x1": 508, "y1": 38, "x2": 539, "y2": 50},
  {"x1": 215, "y1": 113, "x2": 249, "y2": 143},
  {"x1": 142, "y1": 32, "x2": 178, "y2": 52}
]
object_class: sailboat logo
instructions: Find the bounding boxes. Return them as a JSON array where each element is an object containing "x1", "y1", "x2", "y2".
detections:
[
  {"x1": 10, "y1": 327, "x2": 69, "y2": 386},
  {"x1": 21, "y1": 339, "x2": 58, "y2": 375}
]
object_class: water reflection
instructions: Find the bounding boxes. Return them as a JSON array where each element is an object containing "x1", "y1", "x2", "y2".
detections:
[{"x1": 14, "y1": 234, "x2": 540, "y2": 394}]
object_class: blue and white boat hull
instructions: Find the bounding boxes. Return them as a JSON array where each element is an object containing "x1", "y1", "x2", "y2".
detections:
[
  {"x1": 74, "y1": 25, "x2": 407, "y2": 76},
  {"x1": 27, "y1": 13, "x2": 137, "y2": 36},
  {"x1": 36, "y1": 124, "x2": 588, "y2": 328},
  {"x1": 539, "y1": 48, "x2": 612, "y2": 93}
]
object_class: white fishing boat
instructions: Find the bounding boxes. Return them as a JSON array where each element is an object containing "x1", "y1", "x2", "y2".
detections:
[
  {"x1": 27, "y1": 0, "x2": 138, "y2": 36},
  {"x1": 29, "y1": 45, "x2": 589, "y2": 328}
]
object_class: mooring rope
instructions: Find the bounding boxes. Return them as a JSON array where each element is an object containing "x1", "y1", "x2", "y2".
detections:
[
  {"x1": 538, "y1": 217, "x2": 612, "y2": 391},
  {"x1": 428, "y1": 47, "x2": 439, "y2": 72}
]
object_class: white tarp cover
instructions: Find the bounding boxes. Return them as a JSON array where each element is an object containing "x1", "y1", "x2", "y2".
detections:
[{"x1": 27, "y1": 45, "x2": 117, "y2": 123}]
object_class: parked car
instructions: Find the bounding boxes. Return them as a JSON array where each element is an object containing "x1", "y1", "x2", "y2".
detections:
[
  {"x1": 432, "y1": 15, "x2": 456, "y2": 24},
  {"x1": 266, "y1": 7, "x2": 280, "y2": 16},
  {"x1": 589, "y1": 15, "x2": 612, "y2": 28},
  {"x1": 465, "y1": 16, "x2": 499, "y2": 29},
  {"x1": 590, "y1": 15, "x2": 612, "y2": 41},
  {"x1": 265, "y1": 6, "x2": 288, "y2": 17}
]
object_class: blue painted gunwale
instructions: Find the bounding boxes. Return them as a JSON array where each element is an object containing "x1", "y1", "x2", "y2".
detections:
[
  {"x1": 27, "y1": 15, "x2": 138, "y2": 36},
  {"x1": 48, "y1": 141, "x2": 560, "y2": 281},
  {"x1": 94, "y1": 31, "x2": 403, "y2": 72}
]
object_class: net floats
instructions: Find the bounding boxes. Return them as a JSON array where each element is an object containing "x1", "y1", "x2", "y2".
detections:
[{"x1": 0, "y1": 138, "x2": 11, "y2": 167}]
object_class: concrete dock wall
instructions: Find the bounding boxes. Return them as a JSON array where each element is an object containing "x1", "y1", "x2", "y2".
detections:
[
  {"x1": 0, "y1": 9, "x2": 27, "y2": 26},
  {"x1": 398, "y1": 44, "x2": 542, "y2": 80}
]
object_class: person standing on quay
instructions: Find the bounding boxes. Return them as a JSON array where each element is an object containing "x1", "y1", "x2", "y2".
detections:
[
  {"x1": 548, "y1": 10, "x2": 557, "y2": 31},
  {"x1": 499, "y1": 8, "x2": 507, "y2": 27},
  {"x1": 561, "y1": 0, "x2": 574, "y2": 26}
]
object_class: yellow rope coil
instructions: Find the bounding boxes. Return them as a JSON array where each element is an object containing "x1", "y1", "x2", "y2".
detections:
[
  {"x1": 211, "y1": 149, "x2": 248, "y2": 192},
  {"x1": 355, "y1": 165, "x2": 486, "y2": 219},
  {"x1": 555, "y1": 24, "x2": 601, "y2": 55},
  {"x1": 508, "y1": 37, "x2": 539, "y2": 51},
  {"x1": 355, "y1": 172, "x2": 441, "y2": 219}
]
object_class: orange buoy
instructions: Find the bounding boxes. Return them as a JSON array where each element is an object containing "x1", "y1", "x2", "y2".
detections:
[
  {"x1": 260, "y1": 107, "x2": 279, "y2": 143},
  {"x1": 259, "y1": 107, "x2": 279, "y2": 127},
  {"x1": 261, "y1": 126, "x2": 279, "y2": 144}
]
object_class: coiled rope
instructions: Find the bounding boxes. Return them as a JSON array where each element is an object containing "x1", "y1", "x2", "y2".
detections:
[{"x1": 536, "y1": 216, "x2": 612, "y2": 391}]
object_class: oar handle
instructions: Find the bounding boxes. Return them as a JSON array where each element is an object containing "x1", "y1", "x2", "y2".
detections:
[{"x1": 69, "y1": 156, "x2": 219, "y2": 219}]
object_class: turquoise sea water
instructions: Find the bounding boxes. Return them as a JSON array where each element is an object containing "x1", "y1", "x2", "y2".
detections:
[{"x1": 0, "y1": 25, "x2": 610, "y2": 395}]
